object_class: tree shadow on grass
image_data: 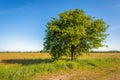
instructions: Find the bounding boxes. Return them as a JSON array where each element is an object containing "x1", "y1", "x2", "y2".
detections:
[{"x1": 1, "y1": 58, "x2": 54, "y2": 65}]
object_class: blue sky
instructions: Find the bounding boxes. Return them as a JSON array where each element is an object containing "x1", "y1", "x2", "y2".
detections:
[{"x1": 0, "y1": 0, "x2": 120, "y2": 51}]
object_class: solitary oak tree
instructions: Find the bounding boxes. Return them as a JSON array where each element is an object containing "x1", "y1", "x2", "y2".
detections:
[{"x1": 44, "y1": 9, "x2": 109, "y2": 60}]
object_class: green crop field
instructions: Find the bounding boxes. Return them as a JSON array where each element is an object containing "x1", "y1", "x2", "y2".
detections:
[{"x1": 0, "y1": 53, "x2": 120, "y2": 80}]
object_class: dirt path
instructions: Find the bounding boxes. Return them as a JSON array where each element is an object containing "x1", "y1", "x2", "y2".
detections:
[
  {"x1": 35, "y1": 68, "x2": 120, "y2": 80},
  {"x1": 35, "y1": 72, "x2": 72, "y2": 80}
]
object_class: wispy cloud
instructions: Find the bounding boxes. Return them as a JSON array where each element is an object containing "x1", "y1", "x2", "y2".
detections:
[
  {"x1": 114, "y1": 4, "x2": 120, "y2": 8},
  {"x1": 110, "y1": 25, "x2": 120, "y2": 30},
  {"x1": 0, "y1": 3, "x2": 36, "y2": 15},
  {"x1": 0, "y1": 7, "x2": 24, "y2": 15}
]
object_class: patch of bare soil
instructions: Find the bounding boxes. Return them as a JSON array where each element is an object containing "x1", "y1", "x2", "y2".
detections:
[
  {"x1": 35, "y1": 72, "x2": 72, "y2": 80},
  {"x1": 35, "y1": 68, "x2": 120, "y2": 80}
]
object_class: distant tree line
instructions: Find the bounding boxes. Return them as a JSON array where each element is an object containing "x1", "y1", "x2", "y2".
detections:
[
  {"x1": 91, "y1": 50, "x2": 120, "y2": 53},
  {"x1": 0, "y1": 50, "x2": 120, "y2": 53}
]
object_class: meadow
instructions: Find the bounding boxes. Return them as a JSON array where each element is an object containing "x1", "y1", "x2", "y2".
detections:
[{"x1": 0, "y1": 52, "x2": 120, "y2": 80}]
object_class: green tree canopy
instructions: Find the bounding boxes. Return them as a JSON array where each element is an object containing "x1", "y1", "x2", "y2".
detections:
[{"x1": 44, "y1": 9, "x2": 109, "y2": 60}]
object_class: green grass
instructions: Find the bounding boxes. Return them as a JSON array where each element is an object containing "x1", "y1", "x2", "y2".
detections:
[{"x1": 0, "y1": 58, "x2": 120, "y2": 80}]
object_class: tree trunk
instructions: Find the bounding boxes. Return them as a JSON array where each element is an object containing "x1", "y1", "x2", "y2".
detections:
[
  {"x1": 71, "y1": 45, "x2": 75, "y2": 60},
  {"x1": 71, "y1": 51, "x2": 74, "y2": 60}
]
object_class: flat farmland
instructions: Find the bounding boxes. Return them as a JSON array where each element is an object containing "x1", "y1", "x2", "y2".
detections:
[
  {"x1": 0, "y1": 53, "x2": 120, "y2": 80},
  {"x1": 0, "y1": 53, "x2": 120, "y2": 60}
]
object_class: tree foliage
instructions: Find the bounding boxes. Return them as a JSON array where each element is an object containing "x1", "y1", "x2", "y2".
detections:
[{"x1": 44, "y1": 9, "x2": 109, "y2": 60}]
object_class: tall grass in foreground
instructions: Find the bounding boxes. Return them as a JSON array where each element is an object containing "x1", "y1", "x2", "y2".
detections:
[{"x1": 0, "y1": 58, "x2": 120, "y2": 80}]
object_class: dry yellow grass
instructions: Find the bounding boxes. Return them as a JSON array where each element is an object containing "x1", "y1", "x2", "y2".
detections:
[
  {"x1": 0, "y1": 53, "x2": 120, "y2": 61},
  {"x1": 0, "y1": 53, "x2": 51, "y2": 67},
  {"x1": 79, "y1": 53, "x2": 120, "y2": 59},
  {"x1": 0, "y1": 53, "x2": 51, "y2": 60}
]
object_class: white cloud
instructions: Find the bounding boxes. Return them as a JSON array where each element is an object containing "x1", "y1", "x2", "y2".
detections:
[{"x1": 0, "y1": 3, "x2": 36, "y2": 15}]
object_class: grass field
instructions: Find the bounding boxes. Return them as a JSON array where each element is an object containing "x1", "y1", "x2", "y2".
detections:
[{"x1": 0, "y1": 53, "x2": 120, "y2": 80}]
